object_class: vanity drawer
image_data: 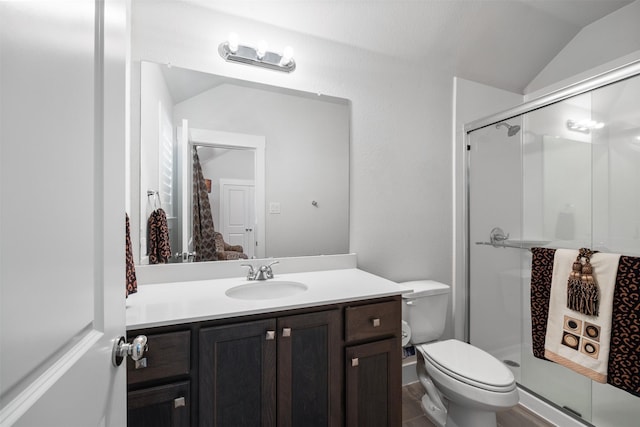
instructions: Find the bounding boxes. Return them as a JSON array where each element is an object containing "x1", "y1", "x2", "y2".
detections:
[
  {"x1": 345, "y1": 300, "x2": 400, "y2": 342},
  {"x1": 127, "y1": 330, "x2": 191, "y2": 385}
]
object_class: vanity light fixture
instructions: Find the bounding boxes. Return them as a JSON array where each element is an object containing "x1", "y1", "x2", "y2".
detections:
[
  {"x1": 566, "y1": 119, "x2": 605, "y2": 134},
  {"x1": 218, "y1": 34, "x2": 296, "y2": 73}
]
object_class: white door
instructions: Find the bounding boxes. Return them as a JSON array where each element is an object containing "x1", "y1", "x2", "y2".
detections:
[
  {"x1": 220, "y1": 180, "x2": 256, "y2": 258},
  {"x1": 0, "y1": 1, "x2": 128, "y2": 426}
]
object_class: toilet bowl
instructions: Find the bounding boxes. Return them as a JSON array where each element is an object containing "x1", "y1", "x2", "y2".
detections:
[
  {"x1": 399, "y1": 280, "x2": 519, "y2": 427},
  {"x1": 417, "y1": 340, "x2": 519, "y2": 427}
]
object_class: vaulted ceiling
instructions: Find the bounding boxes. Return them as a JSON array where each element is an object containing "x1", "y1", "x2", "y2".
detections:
[{"x1": 182, "y1": 0, "x2": 633, "y2": 93}]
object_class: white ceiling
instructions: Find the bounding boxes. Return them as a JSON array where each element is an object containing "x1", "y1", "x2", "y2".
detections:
[{"x1": 181, "y1": 0, "x2": 633, "y2": 93}]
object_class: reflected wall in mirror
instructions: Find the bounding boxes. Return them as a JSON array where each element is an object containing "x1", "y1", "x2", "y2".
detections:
[{"x1": 139, "y1": 61, "x2": 350, "y2": 264}]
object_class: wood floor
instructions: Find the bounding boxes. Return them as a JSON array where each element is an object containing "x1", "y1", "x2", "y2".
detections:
[{"x1": 402, "y1": 382, "x2": 555, "y2": 427}]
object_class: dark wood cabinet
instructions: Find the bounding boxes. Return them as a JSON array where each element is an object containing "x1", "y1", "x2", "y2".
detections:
[
  {"x1": 128, "y1": 381, "x2": 191, "y2": 427},
  {"x1": 127, "y1": 295, "x2": 401, "y2": 427},
  {"x1": 345, "y1": 339, "x2": 401, "y2": 427},
  {"x1": 127, "y1": 330, "x2": 191, "y2": 385},
  {"x1": 127, "y1": 330, "x2": 192, "y2": 427},
  {"x1": 344, "y1": 299, "x2": 402, "y2": 427},
  {"x1": 199, "y1": 319, "x2": 277, "y2": 427},
  {"x1": 277, "y1": 310, "x2": 341, "y2": 427},
  {"x1": 198, "y1": 310, "x2": 341, "y2": 427}
]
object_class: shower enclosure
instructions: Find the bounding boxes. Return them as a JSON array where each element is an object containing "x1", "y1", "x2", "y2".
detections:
[{"x1": 465, "y1": 61, "x2": 640, "y2": 426}]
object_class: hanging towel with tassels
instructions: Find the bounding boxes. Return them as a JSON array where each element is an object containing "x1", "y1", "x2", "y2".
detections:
[
  {"x1": 543, "y1": 248, "x2": 620, "y2": 383},
  {"x1": 125, "y1": 213, "x2": 137, "y2": 297},
  {"x1": 531, "y1": 247, "x2": 640, "y2": 397},
  {"x1": 147, "y1": 208, "x2": 171, "y2": 264}
]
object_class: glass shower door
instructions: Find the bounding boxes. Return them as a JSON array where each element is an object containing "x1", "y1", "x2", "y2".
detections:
[
  {"x1": 520, "y1": 95, "x2": 595, "y2": 421},
  {"x1": 468, "y1": 71, "x2": 640, "y2": 426},
  {"x1": 467, "y1": 101, "x2": 596, "y2": 421},
  {"x1": 467, "y1": 119, "x2": 523, "y2": 382},
  {"x1": 588, "y1": 74, "x2": 640, "y2": 427}
]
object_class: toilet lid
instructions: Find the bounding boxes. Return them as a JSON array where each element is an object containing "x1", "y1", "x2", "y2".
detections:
[
  {"x1": 420, "y1": 340, "x2": 515, "y2": 392},
  {"x1": 398, "y1": 280, "x2": 450, "y2": 298}
]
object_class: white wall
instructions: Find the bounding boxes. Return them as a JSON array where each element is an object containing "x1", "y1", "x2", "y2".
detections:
[
  {"x1": 130, "y1": 1, "x2": 454, "y2": 287},
  {"x1": 526, "y1": 0, "x2": 640, "y2": 95}
]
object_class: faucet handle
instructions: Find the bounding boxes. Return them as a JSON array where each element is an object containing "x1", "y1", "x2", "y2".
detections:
[
  {"x1": 240, "y1": 263, "x2": 255, "y2": 280},
  {"x1": 266, "y1": 260, "x2": 279, "y2": 278}
]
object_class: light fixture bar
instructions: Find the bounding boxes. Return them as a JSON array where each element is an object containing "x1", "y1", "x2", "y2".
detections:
[
  {"x1": 218, "y1": 42, "x2": 296, "y2": 73},
  {"x1": 566, "y1": 119, "x2": 605, "y2": 134}
]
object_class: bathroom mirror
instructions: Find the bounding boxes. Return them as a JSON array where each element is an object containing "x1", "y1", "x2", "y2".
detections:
[{"x1": 138, "y1": 61, "x2": 350, "y2": 264}]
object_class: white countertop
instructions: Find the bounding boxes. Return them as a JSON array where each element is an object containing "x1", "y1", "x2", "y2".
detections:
[{"x1": 126, "y1": 268, "x2": 404, "y2": 330}]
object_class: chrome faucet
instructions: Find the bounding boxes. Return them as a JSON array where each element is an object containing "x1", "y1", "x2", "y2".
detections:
[{"x1": 241, "y1": 261, "x2": 279, "y2": 281}]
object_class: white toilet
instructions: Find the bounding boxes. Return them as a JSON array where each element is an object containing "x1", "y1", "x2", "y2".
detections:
[{"x1": 399, "y1": 280, "x2": 519, "y2": 427}]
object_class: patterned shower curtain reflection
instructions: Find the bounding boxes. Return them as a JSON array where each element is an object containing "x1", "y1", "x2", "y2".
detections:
[{"x1": 192, "y1": 146, "x2": 217, "y2": 261}]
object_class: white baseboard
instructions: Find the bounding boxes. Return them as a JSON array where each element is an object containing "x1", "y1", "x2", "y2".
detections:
[{"x1": 402, "y1": 357, "x2": 418, "y2": 386}]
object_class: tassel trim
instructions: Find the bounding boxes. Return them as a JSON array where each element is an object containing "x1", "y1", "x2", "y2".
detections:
[{"x1": 567, "y1": 248, "x2": 600, "y2": 317}]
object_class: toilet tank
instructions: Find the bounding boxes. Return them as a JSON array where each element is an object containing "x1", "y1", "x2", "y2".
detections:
[{"x1": 398, "y1": 280, "x2": 450, "y2": 344}]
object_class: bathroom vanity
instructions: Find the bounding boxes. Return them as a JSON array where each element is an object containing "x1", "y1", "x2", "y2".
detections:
[{"x1": 125, "y1": 268, "x2": 403, "y2": 427}]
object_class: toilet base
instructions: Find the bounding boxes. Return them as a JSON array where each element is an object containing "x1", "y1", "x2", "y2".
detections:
[
  {"x1": 420, "y1": 394, "x2": 447, "y2": 427},
  {"x1": 446, "y1": 401, "x2": 497, "y2": 427},
  {"x1": 421, "y1": 395, "x2": 499, "y2": 427}
]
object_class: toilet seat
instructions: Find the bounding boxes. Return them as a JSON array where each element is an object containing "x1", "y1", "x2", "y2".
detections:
[{"x1": 418, "y1": 340, "x2": 515, "y2": 393}]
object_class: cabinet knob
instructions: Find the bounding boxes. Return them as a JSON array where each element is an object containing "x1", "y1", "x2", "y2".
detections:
[
  {"x1": 266, "y1": 330, "x2": 275, "y2": 340},
  {"x1": 371, "y1": 318, "x2": 381, "y2": 327},
  {"x1": 282, "y1": 328, "x2": 292, "y2": 337},
  {"x1": 351, "y1": 357, "x2": 359, "y2": 367},
  {"x1": 174, "y1": 397, "x2": 186, "y2": 408}
]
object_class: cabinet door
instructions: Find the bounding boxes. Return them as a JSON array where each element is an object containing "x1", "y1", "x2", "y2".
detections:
[
  {"x1": 345, "y1": 338, "x2": 401, "y2": 427},
  {"x1": 277, "y1": 309, "x2": 342, "y2": 427},
  {"x1": 128, "y1": 381, "x2": 190, "y2": 427},
  {"x1": 199, "y1": 319, "x2": 277, "y2": 427}
]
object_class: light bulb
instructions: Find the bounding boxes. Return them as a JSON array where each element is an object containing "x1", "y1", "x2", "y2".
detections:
[
  {"x1": 281, "y1": 46, "x2": 294, "y2": 65},
  {"x1": 256, "y1": 40, "x2": 268, "y2": 59},
  {"x1": 228, "y1": 32, "x2": 239, "y2": 53}
]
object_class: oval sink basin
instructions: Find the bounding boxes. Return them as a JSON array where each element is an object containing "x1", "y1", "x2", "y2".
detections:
[{"x1": 225, "y1": 281, "x2": 308, "y2": 300}]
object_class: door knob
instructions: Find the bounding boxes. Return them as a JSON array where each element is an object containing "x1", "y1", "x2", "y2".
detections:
[{"x1": 112, "y1": 335, "x2": 148, "y2": 367}]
